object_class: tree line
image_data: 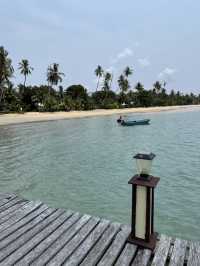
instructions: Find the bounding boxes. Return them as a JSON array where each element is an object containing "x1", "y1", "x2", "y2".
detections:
[{"x1": 0, "y1": 46, "x2": 199, "y2": 113}]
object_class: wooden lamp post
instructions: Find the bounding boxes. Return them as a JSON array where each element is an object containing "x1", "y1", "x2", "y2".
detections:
[{"x1": 127, "y1": 153, "x2": 160, "y2": 250}]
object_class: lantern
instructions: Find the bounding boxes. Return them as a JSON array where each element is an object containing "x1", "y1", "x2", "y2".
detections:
[
  {"x1": 134, "y1": 153, "x2": 155, "y2": 178},
  {"x1": 127, "y1": 153, "x2": 160, "y2": 250}
]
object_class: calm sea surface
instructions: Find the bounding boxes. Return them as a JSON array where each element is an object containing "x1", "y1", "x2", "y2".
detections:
[{"x1": 0, "y1": 109, "x2": 200, "y2": 240}]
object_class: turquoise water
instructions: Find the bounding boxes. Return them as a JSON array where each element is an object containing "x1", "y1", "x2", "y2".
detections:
[{"x1": 0, "y1": 109, "x2": 200, "y2": 241}]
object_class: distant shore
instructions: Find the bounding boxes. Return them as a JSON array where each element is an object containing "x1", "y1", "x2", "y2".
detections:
[{"x1": 0, "y1": 105, "x2": 200, "y2": 126}]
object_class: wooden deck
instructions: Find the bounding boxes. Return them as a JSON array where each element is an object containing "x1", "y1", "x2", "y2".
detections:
[{"x1": 0, "y1": 193, "x2": 198, "y2": 265}]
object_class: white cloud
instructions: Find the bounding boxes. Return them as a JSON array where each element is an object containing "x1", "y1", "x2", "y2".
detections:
[
  {"x1": 138, "y1": 58, "x2": 150, "y2": 67},
  {"x1": 111, "y1": 48, "x2": 133, "y2": 64},
  {"x1": 158, "y1": 67, "x2": 176, "y2": 82},
  {"x1": 118, "y1": 48, "x2": 133, "y2": 59}
]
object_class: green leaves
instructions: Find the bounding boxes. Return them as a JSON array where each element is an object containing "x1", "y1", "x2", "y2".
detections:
[{"x1": 47, "y1": 63, "x2": 65, "y2": 87}]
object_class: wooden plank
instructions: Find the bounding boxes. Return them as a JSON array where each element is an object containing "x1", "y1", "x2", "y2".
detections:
[
  {"x1": 0, "y1": 204, "x2": 48, "y2": 241},
  {"x1": 80, "y1": 222, "x2": 121, "y2": 266},
  {"x1": 0, "y1": 208, "x2": 67, "y2": 265},
  {"x1": 0, "y1": 197, "x2": 26, "y2": 215},
  {"x1": 0, "y1": 201, "x2": 28, "y2": 223},
  {"x1": 151, "y1": 234, "x2": 171, "y2": 266},
  {"x1": 0, "y1": 193, "x2": 11, "y2": 199},
  {"x1": 46, "y1": 217, "x2": 100, "y2": 266},
  {"x1": 115, "y1": 243, "x2": 137, "y2": 266},
  {"x1": 15, "y1": 212, "x2": 81, "y2": 265},
  {"x1": 0, "y1": 195, "x2": 17, "y2": 208},
  {"x1": 0, "y1": 207, "x2": 55, "y2": 249},
  {"x1": 169, "y1": 238, "x2": 187, "y2": 266},
  {"x1": 97, "y1": 225, "x2": 131, "y2": 266},
  {"x1": 132, "y1": 248, "x2": 152, "y2": 266},
  {"x1": 0, "y1": 196, "x2": 22, "y2": 210},
  {"x1": 31, "y1": 214, "x2": 91, "y2": 266},
  {"x1": 63, "y1": 219, "x2": 110, "y2": 266},
  {"x1": 187, "y1": 241, "x2": 200, "y2": 266},
  {"x1": 0, "y1": 201, "x2": 43, "y2": 232},
  {"x1": 0, "y1": 193, "x2": 16, "y2": 201}
]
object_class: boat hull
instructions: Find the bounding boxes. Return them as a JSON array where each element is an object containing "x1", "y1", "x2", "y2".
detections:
[{"x1": 121, "y1": 119, "x2": 150, "y2": 126}]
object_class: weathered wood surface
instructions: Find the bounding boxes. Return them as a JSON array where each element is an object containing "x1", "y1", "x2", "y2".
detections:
[
  {"x1": 151, "y1": 234, "x2": 172, "y2": 266},
  {"x1": 97, "y1": 225, "x2": 131, "y2": 266},
  {"x1": 169, "y1": 238, "x2": 187, "y2": 266},
  {"x1": 80, "y1": 222, "x2": 121, "y2": 266},
  {"x1": 115, "y1": 243, "x2": 137, "y2": 266},
  {"x1": 188, "y1": 241, "x2": 200, "y2": 266},
  {"x1": 132, "y1": 248, "x2": 152, "y2": 266},
  {"x1": 0, "y1": 193, "x2": 197, "y2": 266}
]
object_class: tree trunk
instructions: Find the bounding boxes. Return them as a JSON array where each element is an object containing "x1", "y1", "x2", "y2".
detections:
[
  {"x1": 96, "y1": 76, "x2": 100, "y2": 92},
  {"x1": 110, "y1": 74, "x2": 113, "y2": 90},
  {"x1": 48, "y1": 81, "x2": 50, "y2": 96},
  {"x1": 0, "y1": 82, "x2": 4, "y2": 106},
  {"x1": 24, "y1": 75, "x2": 27, "y2": 88}
]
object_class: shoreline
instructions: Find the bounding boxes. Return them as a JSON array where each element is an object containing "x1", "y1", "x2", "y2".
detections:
[{"x1": 0, "y1": 105, "x2": 200, "y2": 126}]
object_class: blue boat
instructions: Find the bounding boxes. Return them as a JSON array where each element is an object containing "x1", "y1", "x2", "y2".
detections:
[{"x1": 120, "y1": 119, "x2": 150, "y2": 126}]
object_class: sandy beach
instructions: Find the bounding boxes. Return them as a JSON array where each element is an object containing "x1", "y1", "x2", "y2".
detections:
[{"x1": 0, "y1": 105, "x2": 200, "y2": 126}]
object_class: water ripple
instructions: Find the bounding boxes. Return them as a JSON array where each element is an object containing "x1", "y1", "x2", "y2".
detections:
[{"x1": 0, "y1": 111, "x2": 200, "y2": 240}]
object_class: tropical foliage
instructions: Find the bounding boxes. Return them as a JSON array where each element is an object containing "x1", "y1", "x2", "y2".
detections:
[
  {"x1": 0, "y1": 46, "x2": 14, "y2": 106},
  {"x1": 0, "y1": 46, "x2": 200, "y2": 113},
  {"x1": 18, "y1": 59, "x2": 33, "y2": 87},
  {"x1": 94, "y1": 65, "x2": 104, "y2": 91}
]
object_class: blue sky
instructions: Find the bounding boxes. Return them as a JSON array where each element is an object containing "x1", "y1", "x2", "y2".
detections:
[{"x1": 1, "y1": 0, "x2": 200, "y2": 93}]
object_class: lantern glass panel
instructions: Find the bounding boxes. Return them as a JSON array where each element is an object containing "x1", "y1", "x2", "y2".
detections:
[{"x1": 136, "y1": 158, "x2": 152, "y2": 176}]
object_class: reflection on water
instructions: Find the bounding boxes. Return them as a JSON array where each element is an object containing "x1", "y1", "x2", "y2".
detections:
[{"x1": 0, "y1": 110, "x2": 200, "y2": 240}]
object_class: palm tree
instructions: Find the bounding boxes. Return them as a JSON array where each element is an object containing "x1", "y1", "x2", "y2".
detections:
[
  {"x1": 118, "y1": 74, "x2": 125, "y2": 92},
  {"x1": 94, "y1": 65, "x2": 104, "y2": 91},
  {"x1": 118, "y1": 74, "x2": 129, "y2": 93},
  {"x1": 109, "y1": 73, "x2": 114, "y2": 90},
  {"x1": 47, "y1": 63, "x2": 65, "y2": 93},
  {"x1": 135, "y1": 82, "x2": 144, "y2": 93},
  {"x1": 124, "y1": 66, "x2": 133, "y2": 78},
  {"x1": 163, "y1": 81, "x2": 167, "y2": 88},
  {"x1": 153, "y1": 81, "x2": 162, "y2": 94},
  {"x1": 18, "y1": 59, "x2": 34, "y2": 87},
  {"x1": 103, "y1": 72, "x2": 112, "y2": 91},
  {"x1": 135, "y1": 82, "x2": 145, "y2": 106},
  {"x1": 0, "y1": 46, "x2": 14, "y2": 104}
]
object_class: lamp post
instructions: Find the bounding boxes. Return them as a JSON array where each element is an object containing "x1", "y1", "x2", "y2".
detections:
[{"x1": 127, "y1": 153, "x2": 160, "y2": 250}]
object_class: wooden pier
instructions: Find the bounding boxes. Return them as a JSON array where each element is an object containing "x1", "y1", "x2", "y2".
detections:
[{"x1": 0, "y1": 192, "x2": 198, "y2": 265}]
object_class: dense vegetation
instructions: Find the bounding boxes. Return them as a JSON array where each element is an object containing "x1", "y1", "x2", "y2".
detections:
[{"x1": 0, "y1": 46, "x2": 199, "y2": 113}]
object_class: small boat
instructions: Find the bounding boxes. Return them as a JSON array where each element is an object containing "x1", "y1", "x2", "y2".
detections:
[{"x1": 120, "y1": 119, "x2": 150, "y2": 126}]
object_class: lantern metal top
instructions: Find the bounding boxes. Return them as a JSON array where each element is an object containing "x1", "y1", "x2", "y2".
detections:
[{"x1": 134, "y1": 152, "x2": 156, "y2": 160}]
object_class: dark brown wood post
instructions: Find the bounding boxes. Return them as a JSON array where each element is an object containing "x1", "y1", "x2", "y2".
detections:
[
  {"x1": 127, "y1": 175, "x2": 160, "y2": 250},
  {"x1": 131, "y1": 185, "x2": 136, "y2": 237}
]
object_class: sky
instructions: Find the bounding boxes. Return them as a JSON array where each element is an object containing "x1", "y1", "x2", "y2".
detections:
[{"x1": 1, "y1": 0, "x2": 200, "y2": 93}]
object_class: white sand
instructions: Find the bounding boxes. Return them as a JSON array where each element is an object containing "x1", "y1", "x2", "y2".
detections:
[{"x1": 0, "y1": 105, "x2": 200, "y2": 126}]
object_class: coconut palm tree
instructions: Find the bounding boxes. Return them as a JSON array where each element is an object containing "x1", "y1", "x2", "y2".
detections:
[
  {"x1": 47, "y1": 63, "x2": 65, "y2": 93},
  {"x1": 118, "y1": 74, "x2": 125, "y2": 92},
  {"x1": 109, "y1": 73, "x2": 114, "y2": 90},
  {"x1": 103, "y1": 72, "x2": 112, "y2": 91},
  {"x1": 94, "y1": 65, "x2": 104, "y2": 91},
  {"x1": 124, "y1": 66, "x2": 133, "y2": 77},
  {"x1": 0, "y1": 46, "x2": 14, "y2": 104},
  {"x1": 153, "y1": 81, "x2": 162, "y2": 94},
  {"x1": 18, "y1": 59, "x2": 34, "y2": 87},
  {"x1": 118, "y1": 74, "x2": 129, "y2": 93}
]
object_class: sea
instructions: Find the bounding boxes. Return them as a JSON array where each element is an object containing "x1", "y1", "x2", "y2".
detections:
[{"x1": 0, "y1": 108, "x2": 200, "y2": 240}]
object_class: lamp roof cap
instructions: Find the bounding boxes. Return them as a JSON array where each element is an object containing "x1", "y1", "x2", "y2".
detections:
[{"x1": 134, "y1": 152, "x2": 156, "y2": 160}]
